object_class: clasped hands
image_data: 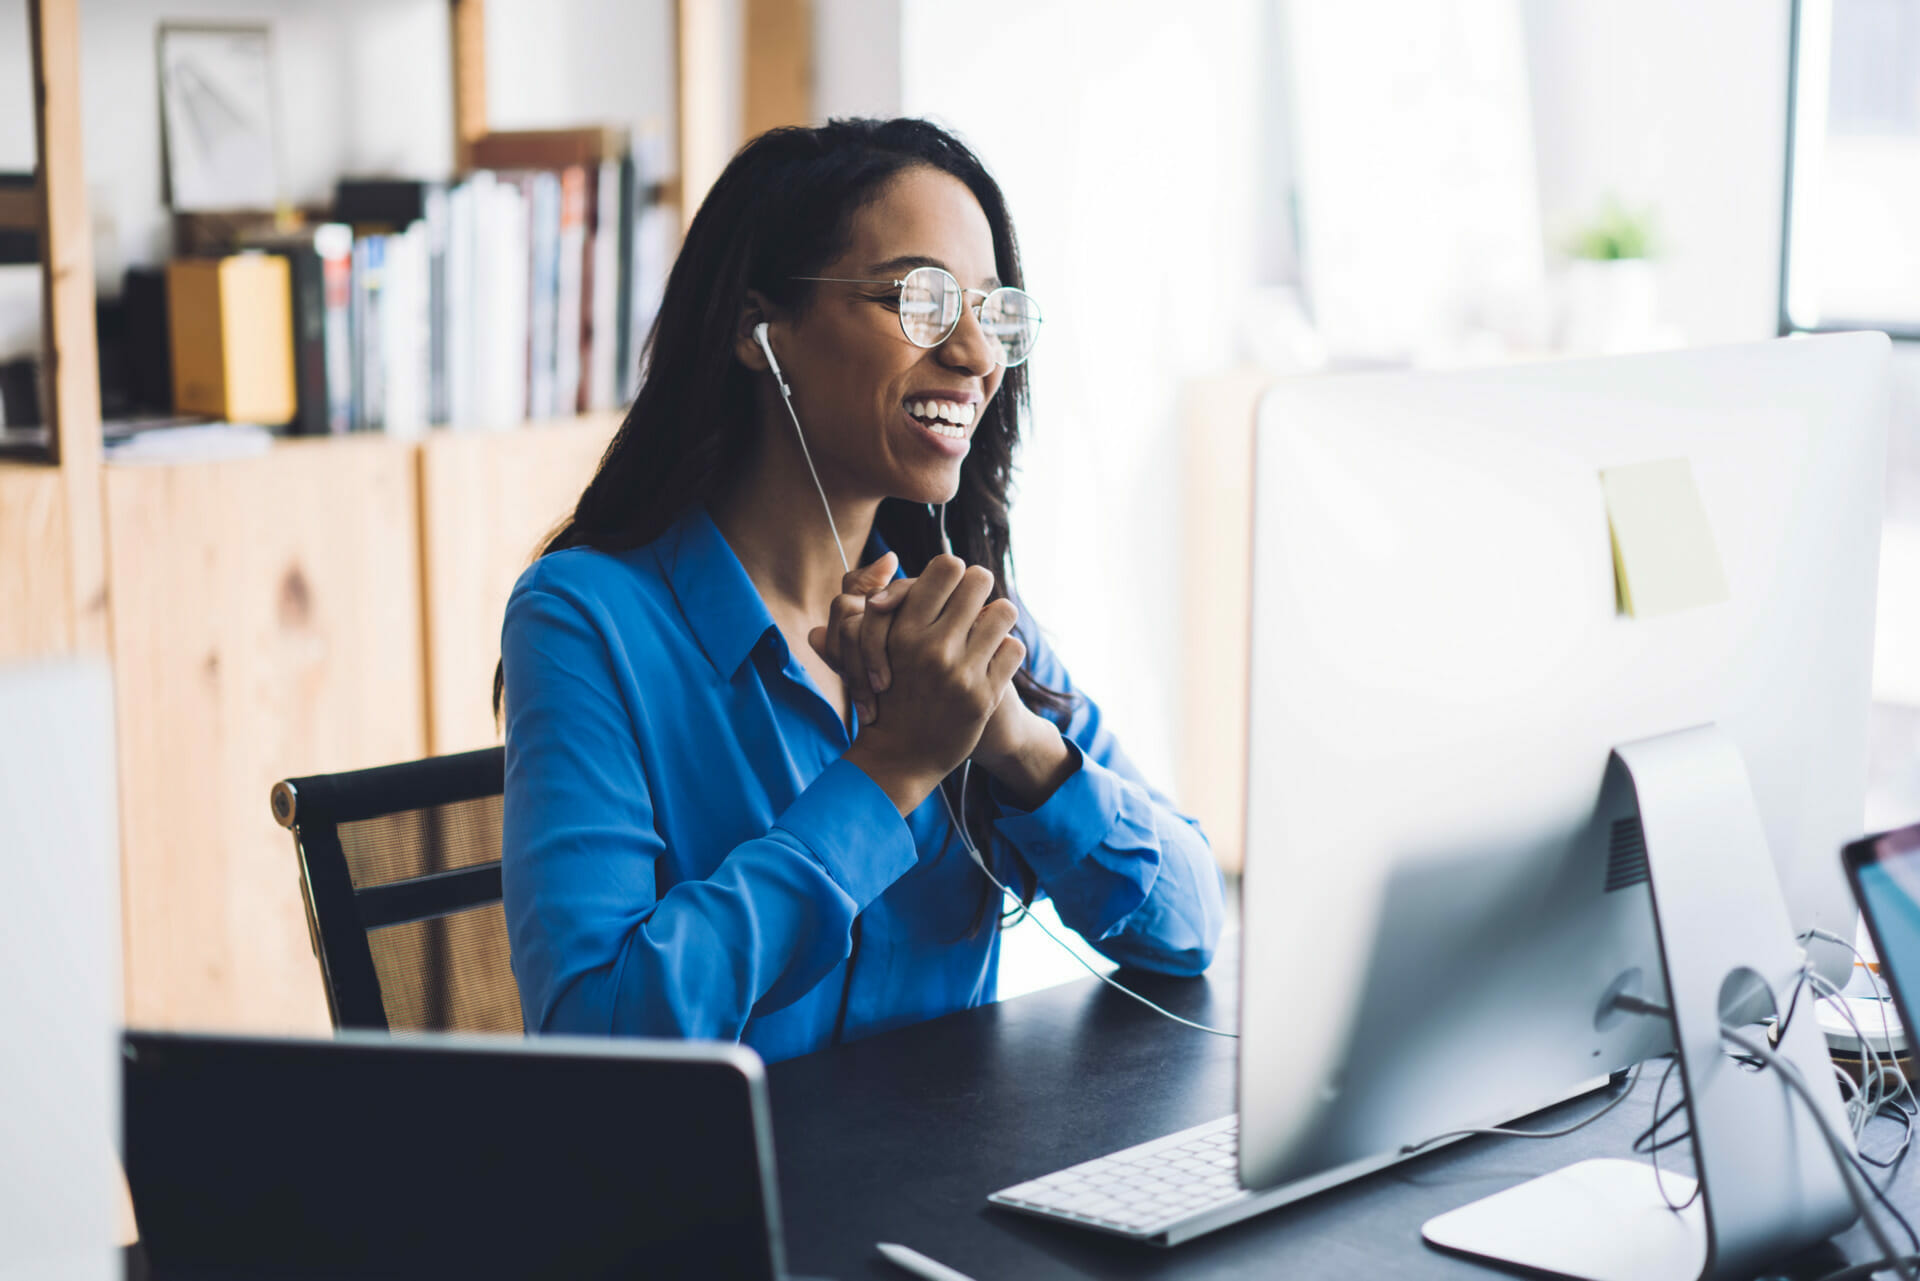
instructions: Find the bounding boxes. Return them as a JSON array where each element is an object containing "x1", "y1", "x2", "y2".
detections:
[{"x1": 810, "y1": 552, "x2": 1074, "y2": 814}]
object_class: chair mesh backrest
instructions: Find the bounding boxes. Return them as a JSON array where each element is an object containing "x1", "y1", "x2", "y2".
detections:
[{"x1": 335, "y1": 794, "x2": 522, "y2": 1034}]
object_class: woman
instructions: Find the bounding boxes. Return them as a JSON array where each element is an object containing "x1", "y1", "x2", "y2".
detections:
[{"x1": 500, "y1": 117, "x2": 1223, "y2": 1062}]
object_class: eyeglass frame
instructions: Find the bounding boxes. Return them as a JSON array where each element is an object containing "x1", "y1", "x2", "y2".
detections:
[{"x1": 789, "y1": 267, "x2": 1044, "y2": 367}]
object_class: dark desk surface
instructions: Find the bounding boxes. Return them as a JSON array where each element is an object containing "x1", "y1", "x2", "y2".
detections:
[{"x1": 769, "y1": 928, "x2": 1916, "y2": 1281}]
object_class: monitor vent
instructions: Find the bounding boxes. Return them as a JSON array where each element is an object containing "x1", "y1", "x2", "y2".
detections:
[{"x1": 1606, "y1": 816, "x2": 1650, "y2": 892}]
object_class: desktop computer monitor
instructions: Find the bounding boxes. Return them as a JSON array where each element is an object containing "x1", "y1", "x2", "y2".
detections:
[{"x1": 1237, "y1": 332, "x2": 1889, "y2": 1195}]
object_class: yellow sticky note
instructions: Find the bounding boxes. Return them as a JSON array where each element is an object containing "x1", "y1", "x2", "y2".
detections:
[{"x1": 1599, "y1": 458, "x2": 1730, "y2": 619}]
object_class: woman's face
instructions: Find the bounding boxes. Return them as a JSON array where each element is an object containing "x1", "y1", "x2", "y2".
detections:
[{"x1": 760, "y1": 165, "x2": 1007, "y2": 507}]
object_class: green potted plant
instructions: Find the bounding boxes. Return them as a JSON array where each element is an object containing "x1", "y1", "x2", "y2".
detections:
[{"x1": 1563, "y1": 197, "x2": 1664, "y2": 353}]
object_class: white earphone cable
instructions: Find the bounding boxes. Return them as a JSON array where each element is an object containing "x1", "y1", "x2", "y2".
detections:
[{"x1": 763, "y1": 343, "x2": 1234, "y2": 1040}]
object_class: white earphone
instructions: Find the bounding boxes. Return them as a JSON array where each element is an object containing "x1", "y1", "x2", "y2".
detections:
[
  {"x1": 751, "y1": 316, "x2": 1231, "y2": 1037},
  {"x1": 753, "y1": 322, "x2": 789, "y2": 397}
]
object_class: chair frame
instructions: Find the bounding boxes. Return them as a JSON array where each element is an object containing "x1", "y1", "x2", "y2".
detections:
[{"x1": 272, "y1": 747, "x2": 506, "y2": 1031}]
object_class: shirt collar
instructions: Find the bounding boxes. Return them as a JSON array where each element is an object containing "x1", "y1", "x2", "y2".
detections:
[{"x1": 655, "y1": 505, "x2": 898, "y2": 680}]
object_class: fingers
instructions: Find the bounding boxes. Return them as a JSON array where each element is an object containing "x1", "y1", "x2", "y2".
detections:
[
  {"x1": 986, "y1": 634, "x2": 1028, "y2": 689},
  {"x1": 899, "y1": 554, "x2": 967, "y2": 629},
  {"x1": 835, "y1": 603, "x2": 873, "y2": 721},
  {"x1": 865, "y1": 575, "x2": 911, "y2": 614},
  {"x1": 841, "y1": 551, "x2": 897, "y2": 600},
  {"x1": 937, "y1": 565, "x2": 996, "y2": 636},
  {"x1": 818, "y1": 593, "x2": 862, "y2": 675},
  {"x1": 965, "y1": 597, "x2": 1020, "y2": 666},
  {"x1": 859, "y1": 593, "x2": 898, "y2": 700}
]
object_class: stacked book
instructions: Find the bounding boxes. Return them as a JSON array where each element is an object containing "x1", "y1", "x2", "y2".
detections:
[{"x1": 241, "y1": 126, "x2": 673, "y2": 437}]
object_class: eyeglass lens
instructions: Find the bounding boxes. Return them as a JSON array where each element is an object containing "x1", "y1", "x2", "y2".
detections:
[{"x1": 898, "y1": 267, "x2": 1040, "y2": 366}]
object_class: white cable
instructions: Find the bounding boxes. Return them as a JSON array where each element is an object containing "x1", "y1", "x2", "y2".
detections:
[
  {"x1": 938, "y1": 762, "x2": 1238, "y2": 1039},
  {"x1": 1721, "y1": 1025, "x2": 1918, "y2": 1281},
  {"x1": 1810, "y1": 973, "x2": 1882, "y2": 1139},
  {"x1": 1804, "y1": 970, "x2": 1880, "y2": 1136},
  {"x1": 1802, "y1": 927, "x2": 1918, "y2": 1134},
  {"x1": 1808, "y1": 968, "x2": 1916, "y2": 1159},
  {"x1": 1399, "y1": 1060, "x2": 1647, "y2": 1155},
  {"x1": 914, "y1": 507, "x2": 1234, "y2": 1038},
  {"x1": 760, "y1": 330, "x2": 851, "y2": 577},
  {"x1": 770, "y1": 353, "x2": 1233, "y2": 1041}
]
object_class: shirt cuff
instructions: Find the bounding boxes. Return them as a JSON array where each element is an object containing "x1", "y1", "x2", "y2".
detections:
[
  {"x1": 773, "y1": 757, "x2": 919, "y2": 907},
  {"x1": 989, "y1": 739, "x2": 1127, "y2": 880}
]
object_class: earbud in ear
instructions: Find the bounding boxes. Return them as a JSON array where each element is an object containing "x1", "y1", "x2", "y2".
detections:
[{"x1": 753, "y1": 322, "x2": 791, "y2": 396}]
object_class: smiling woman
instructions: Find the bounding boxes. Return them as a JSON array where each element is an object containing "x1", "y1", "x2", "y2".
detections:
[{"x1": 496, "y1": 118, "x2": 1224, "y2": 1062}]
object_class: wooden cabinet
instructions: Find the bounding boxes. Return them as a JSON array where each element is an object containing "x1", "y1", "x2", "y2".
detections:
[
  {"x1": 12, "y1": 0, "x2": 807, "y2": 1031},
  {"x1": 106, "y1": 438, "x2": 425, "y2": 1032},
  {"x1": 418, "y1": 413, "x2": 621, "y2": 755},
  {"x1": 0, "y1": 464, "x2": 77, "y2": 661}
]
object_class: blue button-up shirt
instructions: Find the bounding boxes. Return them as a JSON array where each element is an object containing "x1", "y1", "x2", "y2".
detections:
[{"x1": 500, "y1": 504, "x2": 1224, "y2": 1063}]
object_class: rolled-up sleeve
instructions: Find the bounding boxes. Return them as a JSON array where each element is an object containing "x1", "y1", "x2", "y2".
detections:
[
  {"x1": 502, "y1": 585, "x2": 918, "y2": 1039},
  {"x1": 988, "y1": 615, "x2": 1225, "y2": 976}
]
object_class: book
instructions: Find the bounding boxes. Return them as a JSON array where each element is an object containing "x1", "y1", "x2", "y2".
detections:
[
  {"x1": 586, "y1": 160, "x2": 621, "y2": 412},
  {"x1": 467, "y1": 126, "x2": 630, "y2": 172},
  {"x1": 477, "y1": 176, "x2": 528, "y2": 429},
  {"x1": 525, "y1": 171, "x2": 561, "y2": 420},
  {"x1": 445, "y1": 178, "x2": 476, "y2": 430},
  {"x1": 621, "y1": 136, "x2": 673, "y2": 404},
  {"x1": 0, "y1": 172, "x2": 38, "y2": 265},
  {"x1": 351, "y1": 236, "x2": 385, "y2": 432},
  {"x1": 334, "y1": 180, "x2": 449, "y2": 425},
  {"x1": 381, "y1": 223, "x2": 430, "y2": 439},
  {"x1": 237, "y1": 223, "x2": 354, "y2": 435},
  {"x1": 554, "y1": 166, "x2": 587, "y2": 418},
  {"x1": 165, "y1": 254, "x2": 298, "y2": 425},
  {"x1": 318, "y1": 226, "x2": 354, "y2": 434},
  {"x1": 122, "y1": 267, "x2": 175, "y2": 415}
]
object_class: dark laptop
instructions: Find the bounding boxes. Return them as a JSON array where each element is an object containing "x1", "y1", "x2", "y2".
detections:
[
  {"x1": 124, "y1": 1029, "x2": 799, "y2": 1280},
  {"x1": 1841, "y1": 821, "x2": 1920, "y2": 1051}
]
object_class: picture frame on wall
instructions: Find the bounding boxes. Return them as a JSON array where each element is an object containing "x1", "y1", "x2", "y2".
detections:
[{"x1": 158, "y1": 23, "x2": 281, "y2": 213}]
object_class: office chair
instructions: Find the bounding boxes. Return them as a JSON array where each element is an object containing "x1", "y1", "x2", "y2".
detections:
[{"x1": 271, "y1": 747, "x2": 522, "y2": 1034}]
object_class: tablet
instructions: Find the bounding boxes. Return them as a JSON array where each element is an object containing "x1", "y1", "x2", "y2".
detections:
[
  {"x1": 1841, "y1": 822, "x2": 1920, "y2": 1052},
  {"x1": 124, "y1": 1030, "x2": 787, "y2": 1280}
]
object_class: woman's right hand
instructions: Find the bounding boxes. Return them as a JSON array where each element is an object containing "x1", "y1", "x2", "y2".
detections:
[{"x1": 841, "y1": 554, "x2": 1025, "y2": 814}]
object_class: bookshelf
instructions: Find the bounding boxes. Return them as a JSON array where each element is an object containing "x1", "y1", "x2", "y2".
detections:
[{"x1": 7, "y1": 0, "x2": 811, "y2": 1032}]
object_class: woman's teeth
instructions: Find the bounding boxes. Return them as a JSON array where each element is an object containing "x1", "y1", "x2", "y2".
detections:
[{"x1": 905, "y1": 400, "x2": 974, "y2": 439}]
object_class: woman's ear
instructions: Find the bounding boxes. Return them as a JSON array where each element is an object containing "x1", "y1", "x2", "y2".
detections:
[{"x1": 735, "y1": 290, "x2": 777, "y2": 371}]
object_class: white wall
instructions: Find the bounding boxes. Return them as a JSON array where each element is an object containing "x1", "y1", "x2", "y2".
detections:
[
  {"x1": 1519, "y1": 0, "x2": 1793, "y2": 345},
  {"x1": 899, "y1": 0, "x2": 1261, "y2": 796},
  {"x1": 485, "y1": 0, "x2": 679, "y2": 167},
  {"x1": 814, "y1": 0, "x2": 902, "y2": 122}
]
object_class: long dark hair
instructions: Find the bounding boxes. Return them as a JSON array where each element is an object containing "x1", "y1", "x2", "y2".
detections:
[{"x1": 496, "y1": 117, "x2": 1070, "y2": 929}]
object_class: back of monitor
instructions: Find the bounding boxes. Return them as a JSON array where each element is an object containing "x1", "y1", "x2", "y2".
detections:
[{"x1": 1238, "y1": 333, "x2": 1888, "y2": 1191}]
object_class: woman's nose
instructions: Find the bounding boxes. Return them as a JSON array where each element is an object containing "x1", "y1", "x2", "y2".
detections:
[{"x1": 938, "y1": 302, "x2": 999, "y2": 376}]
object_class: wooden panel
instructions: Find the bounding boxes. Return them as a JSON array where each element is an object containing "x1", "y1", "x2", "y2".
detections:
[
  {"x1": 744, "y1": 0, "x2": 813, "y2": 138},
  {"x1": 106, "y1": 437, "x2": 428, "y2": 1033},
  {"x1": 676, "y1": 0, "x2": 731, "y2": 231},
  {"x1": 1177, "y1": 370, "x2": 1272, "y2": 875},
  {"x1": 450, "y1": 0, "x2": 487, "y2": 172},
  {"x1": 418, "y1": 414, "x2": 620, "y2": 755},
  {"x1": 29, "y1": 0, "x2": 106, "y2": 653},
  {"x1": 0, "y1": 462, "x2": 73, "y2": 660}
]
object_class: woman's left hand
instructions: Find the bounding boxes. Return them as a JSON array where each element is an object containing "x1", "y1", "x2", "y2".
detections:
[{"x1": 808, "y1": 567, "x2": 1075, "y2": 806}]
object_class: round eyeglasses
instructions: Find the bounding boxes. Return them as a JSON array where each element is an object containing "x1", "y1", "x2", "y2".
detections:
[{"x1": 792, "y1": 266, "x2": 1043, "y2": 367}]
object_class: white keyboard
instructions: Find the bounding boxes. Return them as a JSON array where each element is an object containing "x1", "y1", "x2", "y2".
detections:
[{"x1": 988, "y1": 1115, "x2": 1254, "y2": 1242}]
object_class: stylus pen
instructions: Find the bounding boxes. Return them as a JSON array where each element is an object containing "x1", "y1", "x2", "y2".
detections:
[{"x1": 875, "y1": 1241, "x2": 978, "y2": 1281}]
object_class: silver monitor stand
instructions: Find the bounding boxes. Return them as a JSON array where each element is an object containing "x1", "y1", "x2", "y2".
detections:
[{"x1": 1423, "y1": 724, "x2": 1854, "y2": 1281}]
